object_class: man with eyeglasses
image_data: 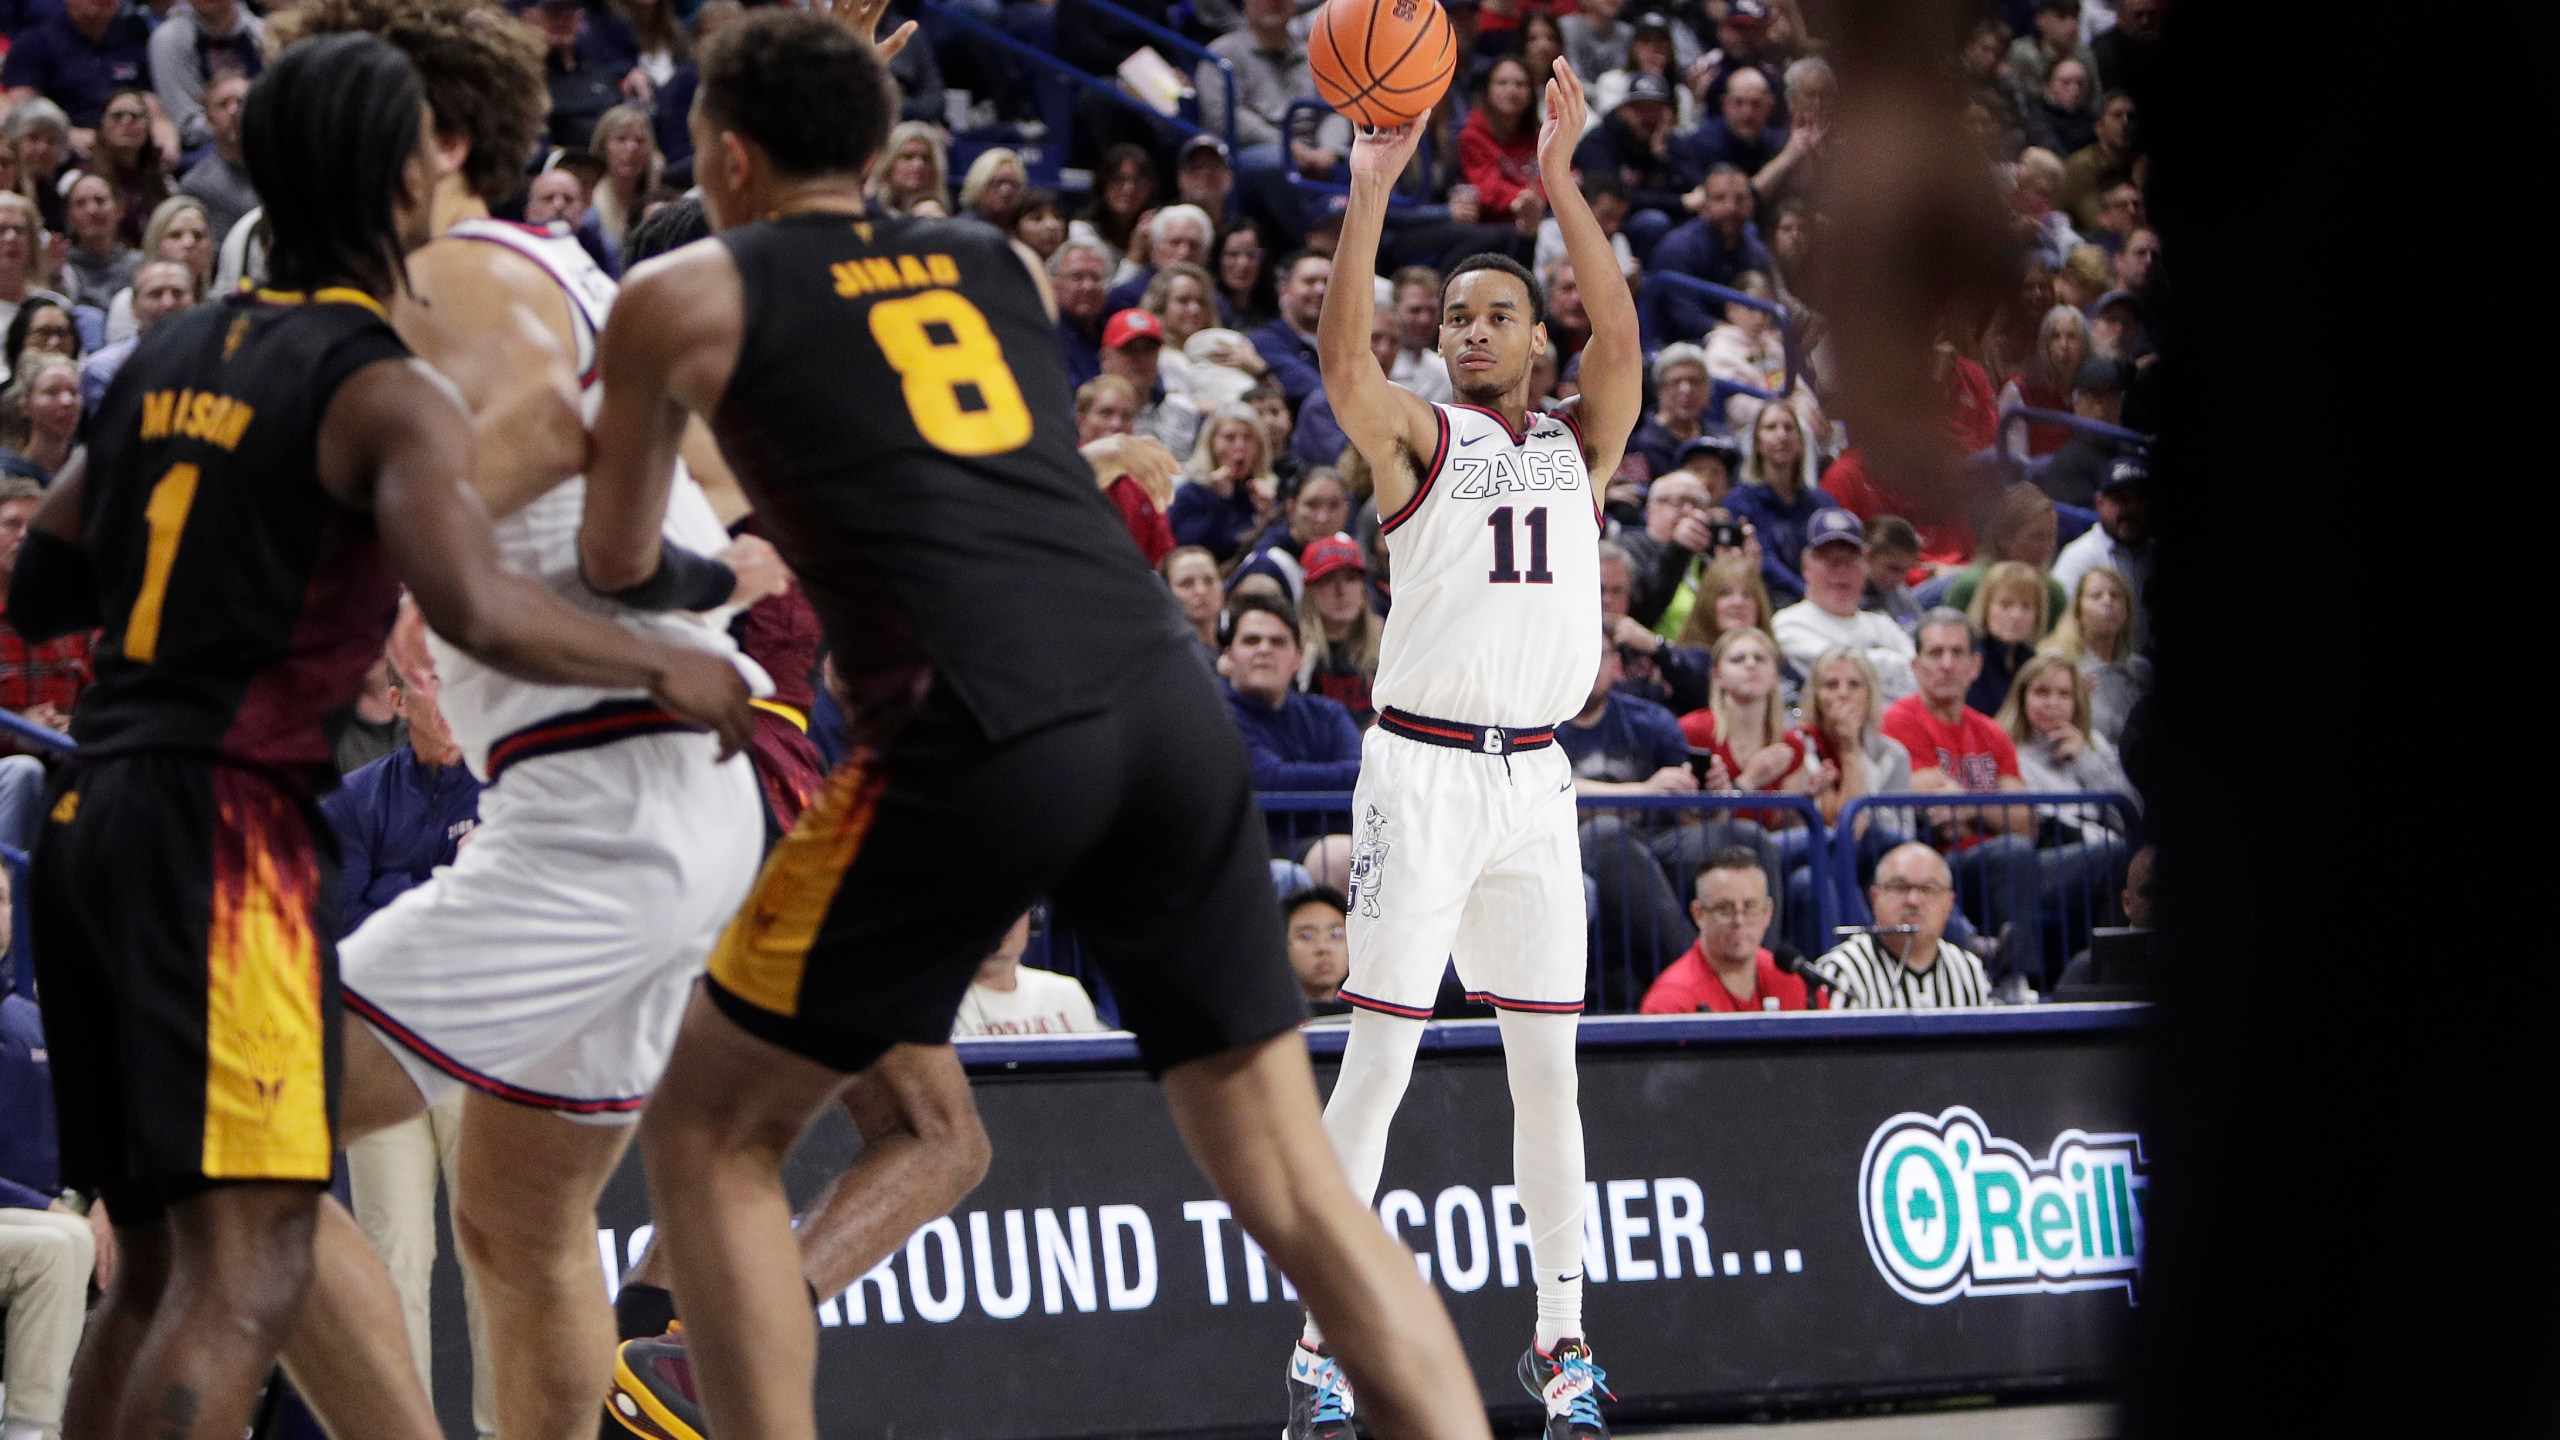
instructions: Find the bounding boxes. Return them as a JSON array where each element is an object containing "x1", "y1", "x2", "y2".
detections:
[
  {"x1": 1639, "y1": 846, "x2": 1821, "y2": 1013},
  {"x1": 1808, "y1": 842, "x2": 1994, "y2": 1009}
]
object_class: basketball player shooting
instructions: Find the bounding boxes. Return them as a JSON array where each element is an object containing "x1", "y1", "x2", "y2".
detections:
[{"x1": 1287, "y1": 58, "x2": 1642, "y2": 1440}]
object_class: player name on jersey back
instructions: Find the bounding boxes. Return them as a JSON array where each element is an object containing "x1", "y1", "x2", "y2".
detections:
[
  {"x1": 1369, "y1": 403, "x2": 1604, "y2": 730},
  {"x1": 711, "y1": 211, "x2": 1189, "y2": 745},
  {"x1": 69, "y1": 293, "x2": 413, "y2": 782}
]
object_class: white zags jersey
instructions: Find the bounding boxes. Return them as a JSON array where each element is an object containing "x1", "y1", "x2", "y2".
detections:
[
  {"x1": 1369, "y1": 403, "x2": 1603, "y2": 727},
  {"x1": 428, "y1": 219, "x2": 755, "y2": 780}
]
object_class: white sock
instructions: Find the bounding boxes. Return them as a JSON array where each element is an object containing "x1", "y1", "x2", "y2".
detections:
[
  {"x1": 1299, "y1": 1008, "x2": 1428, "y2": 1353},
  {"x1": 1498, "y1": 1009, "x2": 1587, "y2": 1353}
]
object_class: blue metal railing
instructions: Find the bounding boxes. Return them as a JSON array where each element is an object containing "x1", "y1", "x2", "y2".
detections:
[
  {"x1": 922, "y1": 0, "x2": 1238, "y2": 166},
  {"x1": 1639, "y1": 271, "x2": 1801, "y2": 410},
  {"x1": 1998, "y1": 404, "x2": 2151, "y2": 458},
  {"x1": 1829, "y1": 790, "x2": 2142, "y2": 992},
  {"x1": 1071, "y1": 0, "x2": 1239, "y2": 155},
  {"x1": 1, "y1": 710, "x2": 73, "y2": 753}
]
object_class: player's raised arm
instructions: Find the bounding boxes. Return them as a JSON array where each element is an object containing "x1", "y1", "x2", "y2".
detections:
[
  {"x1": 1538, "y1": 58, "x2": 1641, "y2": 485},
  {"x1": 1321, "y1": 121, "x2": 1442, "y2": 520},
  {"x1": 579, "y1": 243, "x2": 749, "y2": 594},
  {"x1": 329, "y1": 356, "x2": 756, "y2": 756}
]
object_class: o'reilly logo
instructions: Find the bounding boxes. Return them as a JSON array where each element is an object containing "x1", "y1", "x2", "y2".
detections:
[{"x1": 1859, "y1": 1106, "x2": 2147, "y2": 1305}]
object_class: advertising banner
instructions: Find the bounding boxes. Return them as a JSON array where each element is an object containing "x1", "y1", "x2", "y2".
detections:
[{"x1": 435, "y1": 1010, "x2": 2144, "y2": 1438}]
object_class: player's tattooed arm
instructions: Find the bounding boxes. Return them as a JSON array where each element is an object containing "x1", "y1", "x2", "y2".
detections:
[{"x1": 1324, "y1": 119, "x2": 1440, "y2": 525}]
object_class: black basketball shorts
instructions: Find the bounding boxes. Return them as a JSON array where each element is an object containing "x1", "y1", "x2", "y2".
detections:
[
  {"x1": 30, "y1": 753, "x2": 343, "y2": 1218},
  {"x1": 703, "y1": 646, "x2": 1308, "y2": 1076}
]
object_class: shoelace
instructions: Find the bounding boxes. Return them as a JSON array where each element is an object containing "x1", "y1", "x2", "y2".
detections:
[
  {"x1": 1309, "y1": 1356, "x2": 1352, "y2": 1426},
  {"x1": 1552, "y1": 1349, "x2": 1611, "y2": 1429}
]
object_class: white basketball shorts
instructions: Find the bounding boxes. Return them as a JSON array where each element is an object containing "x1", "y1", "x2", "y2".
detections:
[
  {"x1": 341, "y1": 729, "x2": 762, "y2": 1122},
  {"x1": 1339, "y1": 726, "x2": 1586, "y2": 1017}
]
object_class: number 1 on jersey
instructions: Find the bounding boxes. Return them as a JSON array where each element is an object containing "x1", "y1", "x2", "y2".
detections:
[
  {"x1": 1486, "y1": 505, "x2": 1553, "y2": 585},
  {"x1": 869, "y1": 290, "x2": 1033, "y2": 457},
  {"x1": 125, "y1": 462, "x2": 200, "y2": 662}
]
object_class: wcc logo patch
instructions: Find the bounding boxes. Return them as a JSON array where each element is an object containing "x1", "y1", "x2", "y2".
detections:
[
  {"x1": 1346, "y1": 806, "x2": 1390, "y2": 919},
  {"x1": 1859, "y1": 1106, "x2": 2147, "y2": 1306}
]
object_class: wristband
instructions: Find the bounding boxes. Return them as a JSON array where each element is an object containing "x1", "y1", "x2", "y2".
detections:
[{"x1": 596, "y1": 539, "x2": 736, "y2": 612}]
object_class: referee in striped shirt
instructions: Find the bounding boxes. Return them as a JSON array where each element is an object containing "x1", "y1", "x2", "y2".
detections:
[{"x1": 1810, "y1": 842, "x2": 1997, "y2": 1008}]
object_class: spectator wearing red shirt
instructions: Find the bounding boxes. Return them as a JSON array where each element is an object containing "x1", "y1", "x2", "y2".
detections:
[
  {"x1": 1457, "y1": 56, "x2": 1546, "y2": 226},
  {"x1": 0, "y1": 473, "x2": 91, "y2": 759},
  {"x1": 1641, "y1": 846, "x2": 1825, "y2": 1013},
  {"x1": 1880, "y1": 607, "x2": 2047, "y2": 986},
  {"x1": 1077, "y1": 374, "x2": 1180, "y2": 567}
]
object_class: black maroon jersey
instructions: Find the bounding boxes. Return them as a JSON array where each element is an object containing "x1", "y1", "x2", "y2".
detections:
[
  {"x1": 68, "y1": 289, "x2": 412, "y2": 788},
  {"x1": 711, "y1": 211, "x2": 1188, "y2": 746}
]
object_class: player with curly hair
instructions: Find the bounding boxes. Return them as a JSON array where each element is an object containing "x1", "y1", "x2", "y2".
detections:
[{"x1": 258, "y1": 5, "x2": 784, "y2": 1440}]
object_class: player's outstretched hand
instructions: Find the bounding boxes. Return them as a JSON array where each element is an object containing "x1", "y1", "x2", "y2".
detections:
[
  {"x1": 1538, "y1": 58, "x2": 1588, "y2": 178},
  {"x1": 652, "y1": 649, "x2": 757, "y2": 760},
  {"x1": 820, "y1": 0, "x2": 916, "y2": 59},
  {"x1": 1348, "y1": 120, "x2": 1427, "y2": 188},
  {"x1": 716, "y1": 534, "x2": 793, "y2": 608}
]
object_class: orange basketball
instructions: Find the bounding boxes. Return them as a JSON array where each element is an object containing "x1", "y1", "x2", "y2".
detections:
[{"x1": 1309, "y1": 0, "x2": 1457, "y2": 131}]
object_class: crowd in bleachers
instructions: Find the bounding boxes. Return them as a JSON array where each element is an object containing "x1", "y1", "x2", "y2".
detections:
[{"x1": 0, "y1": 0, "x2": 2163, "y2": 1022}]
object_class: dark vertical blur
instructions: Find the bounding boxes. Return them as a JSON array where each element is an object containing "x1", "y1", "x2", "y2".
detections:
[
  {"x1": 1800, "y1": 0, "x2": 2546, "y2": 1430},
  {"x1": 2126, "y1": 5, "x2": 2548, "y2": 1436}
]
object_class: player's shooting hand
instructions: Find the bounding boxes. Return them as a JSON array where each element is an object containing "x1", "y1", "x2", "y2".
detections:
[
  {"x1": 715, "y1": 535, "x2": 793, "y2": 607},
  {"x1": 822, "y1": 0, "x2": 918, "y2": 59},
  {"x1": 1537, "y1": 58, "x2": 1588, "y2": 179},
  {"x1": 650, "y1": 649, "x2": 756, "y2": 760},
  {"x1": 1348, "y1": 120, "x2": 1426, "y2": 188}
]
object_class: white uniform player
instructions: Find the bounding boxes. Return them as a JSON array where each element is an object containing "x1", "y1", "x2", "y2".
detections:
[
  {"x1": 1341, "y1": 403, "x2": 1601, "y2": 1018},
  {"x1": 339, "y1": 219, "x2": 767, "y2": 1119},
  {"x1": 1289, "y1": 71, "x2": 1643, "y2": 1440}
]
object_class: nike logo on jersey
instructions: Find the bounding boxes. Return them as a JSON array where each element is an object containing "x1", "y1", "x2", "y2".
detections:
[
  {"x1": 1448, "y1": 449, "x2": 1579, "y2": 499},
  {"x1": 1460, "y1": 433, "x2": 1489, "y2": 447}
]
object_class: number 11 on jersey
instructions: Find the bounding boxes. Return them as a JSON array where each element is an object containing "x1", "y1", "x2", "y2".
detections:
[{"x1": 1486, "y1": 505, "x2": 1552, "y2": 585}]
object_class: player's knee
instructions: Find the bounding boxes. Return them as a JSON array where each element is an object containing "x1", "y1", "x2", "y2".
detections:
[
  {"x1": 174, "y1": 1194, "x2": 318, "y2": 1340},
  {"x1": 639, "y1": 1090, "x2": 801, "y2": 1176},
  {"x1": 933, "y1": 1103, "x2": 994, "y2": 1198},
  {"x1": 451, "y1": 1180, "x2": 588, "y2": 1276}
]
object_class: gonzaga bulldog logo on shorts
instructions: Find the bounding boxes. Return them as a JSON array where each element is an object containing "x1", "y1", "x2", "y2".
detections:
[
  {"x1": 1858, "y1": 1106, "x2": 2148, "y2": 1306},
  {"x1": 1346, "y1": 806, "x2": 1389, "y2": 918}
]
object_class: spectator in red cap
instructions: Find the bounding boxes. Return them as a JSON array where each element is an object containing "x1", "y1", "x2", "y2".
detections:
[
  {"x1": 1100, "y1": 307, "x2": 1203, "y2": 460},
  {"x1": 1291, "y1": 534, "x2": 1379, "y2": 727},
  {"x1": 1640, "y1": 846, "x2": 1824, "y2": 1013}
]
